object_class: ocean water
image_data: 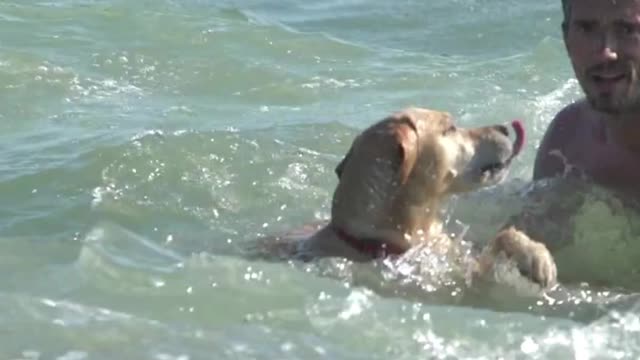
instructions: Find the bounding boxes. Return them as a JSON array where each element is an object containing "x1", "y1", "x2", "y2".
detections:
[{"x1": 2, "y1": 0, "x2": 640, "y2": 359}]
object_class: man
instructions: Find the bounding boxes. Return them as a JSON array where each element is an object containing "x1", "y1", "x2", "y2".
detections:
[
  {"x1": 510, "y1": 0, "x2": 640, "y2": 288},
  {"x1": 534, "y1": 0, "x2": 640, "y2": 190}
]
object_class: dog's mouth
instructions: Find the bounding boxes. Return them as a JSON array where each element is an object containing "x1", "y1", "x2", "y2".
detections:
[
  {"x1": 480, "y1": 120, "x2": 525, "y2": 178},
  {"x1": 480, "y1": 162, "x2": 507, "y2": 175}
]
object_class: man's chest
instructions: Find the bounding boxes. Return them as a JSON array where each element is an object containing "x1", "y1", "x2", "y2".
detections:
[{"x1": 564, "y1": 138, "x2": 640, "y2": 191}]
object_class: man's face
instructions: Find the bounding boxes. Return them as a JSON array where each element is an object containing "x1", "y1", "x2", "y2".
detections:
[{"x1": 564, "y1": 0, "x2": 640, "y2": 114}]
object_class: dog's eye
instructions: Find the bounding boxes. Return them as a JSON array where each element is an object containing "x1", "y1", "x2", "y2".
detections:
[{"x1": 443, "y1": 125, "x2": 457, "y2": 136}]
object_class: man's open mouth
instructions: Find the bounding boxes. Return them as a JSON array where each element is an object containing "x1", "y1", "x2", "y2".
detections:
[
  {"x1": 593, "y1": 74, "x2": 626, "y2": 81},
  {"x1": 591, "y1": 72, "x2": 628, "y2": 88}
]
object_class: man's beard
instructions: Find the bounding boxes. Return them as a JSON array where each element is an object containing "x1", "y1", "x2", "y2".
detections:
[
  {"x1": 584, "y1": 65, "x2": 640, "y2": 115},
  {"x1": 586, "y1": 90, "x2": 640, "y2": 115}
]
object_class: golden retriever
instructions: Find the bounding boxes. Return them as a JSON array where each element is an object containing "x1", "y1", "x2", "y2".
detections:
[{"x1": 250, "y1": 107, "x2": 557, "y2": 291}]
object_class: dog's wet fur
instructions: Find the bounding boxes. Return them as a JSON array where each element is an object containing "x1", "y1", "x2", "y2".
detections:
[{"x1": 249, "y1": 107, "x2": 557, "y2": 295}]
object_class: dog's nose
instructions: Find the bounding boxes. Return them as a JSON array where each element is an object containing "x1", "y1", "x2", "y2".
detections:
[{"x1": 494, "y1": 124, "x2": 509, "y2": 137}]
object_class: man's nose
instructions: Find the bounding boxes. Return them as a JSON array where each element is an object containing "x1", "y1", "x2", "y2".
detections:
[{"x1": 598, "y1": 31, "x2": 619, "y2": 61}]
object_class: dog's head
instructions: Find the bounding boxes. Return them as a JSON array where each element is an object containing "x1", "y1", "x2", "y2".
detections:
[
  {"x1": 331, "y1": 107, "x2": 525, "y2": 236},
  {"x1": 335, "y1": 107, "x2": 524, "y2": 197}
]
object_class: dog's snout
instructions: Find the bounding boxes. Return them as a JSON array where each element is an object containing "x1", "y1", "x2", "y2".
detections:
[{"x1": 494, "y1": 124, "x2": 509, "y2": 137}]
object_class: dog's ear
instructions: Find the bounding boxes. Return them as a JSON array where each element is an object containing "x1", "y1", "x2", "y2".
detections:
[
  {"x1": 334, "y1": 148, "x2": 351, "y2": 179},
  {"x1": 394, "y1": 122, "x2": 418, "y2": 185}
]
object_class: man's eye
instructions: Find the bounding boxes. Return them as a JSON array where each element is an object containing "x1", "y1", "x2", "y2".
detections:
[
  {"x1": 574, "y1": 21, "x2": 596, "y2": 34},
  {"x1": 618, "y1": 23, "x2": 640, "y2": 37}
]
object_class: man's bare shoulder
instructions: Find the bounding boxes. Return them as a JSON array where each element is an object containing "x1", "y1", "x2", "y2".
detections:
[
  {"x1": 533, "y1": 100, "x2": 590, "y2": 180},
  {"x1": 547, "y1": 100, "x2": 588, "y2": 133}
]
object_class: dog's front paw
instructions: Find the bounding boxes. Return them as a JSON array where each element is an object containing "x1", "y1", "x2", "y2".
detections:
[
  {"x1": 513, "y1": 241, "x2": 557, "y2": 289},
  {"x1": 486, "y1": 227, "x2": 558, "y2": 289}
]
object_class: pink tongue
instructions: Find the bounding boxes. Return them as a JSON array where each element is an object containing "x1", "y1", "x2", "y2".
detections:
[{"x1": 510, "y1": 120, "x2": 525, "y2": 157}]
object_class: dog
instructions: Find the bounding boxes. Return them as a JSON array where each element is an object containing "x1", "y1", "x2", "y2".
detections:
[{"x1": 249, "y1": 107, "x2": 557, "y2": 292}]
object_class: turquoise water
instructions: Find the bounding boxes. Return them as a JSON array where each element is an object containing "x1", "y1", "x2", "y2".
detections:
[{"x1": 2, "y1": 0, "x2": 640, "y2": 358}]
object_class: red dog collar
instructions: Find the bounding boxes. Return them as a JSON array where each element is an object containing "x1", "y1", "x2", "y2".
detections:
[{"x1": 334, "y1": 226, "x2": 407, "y2": 259}]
